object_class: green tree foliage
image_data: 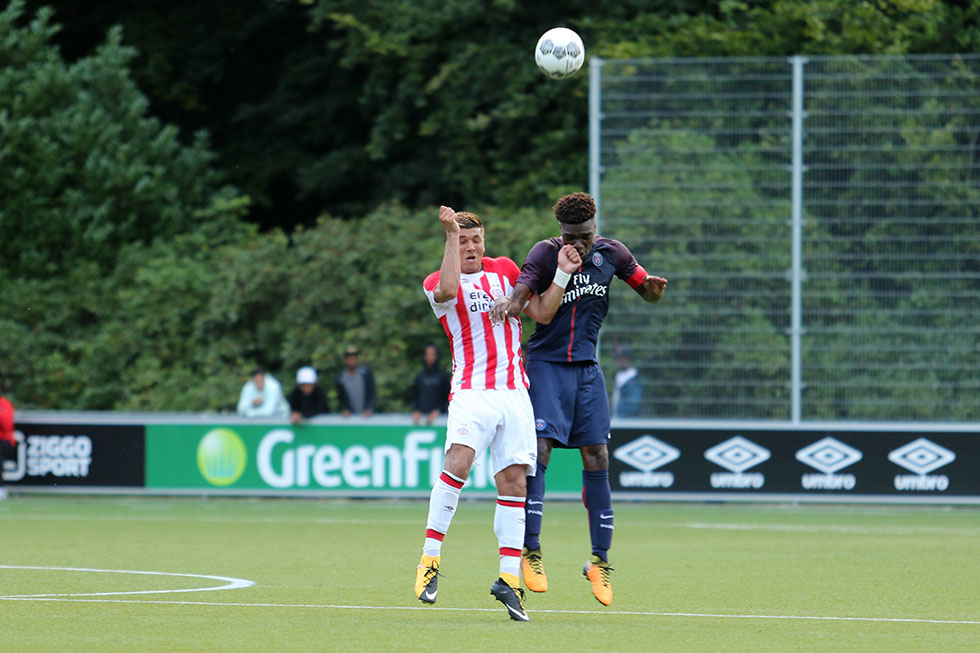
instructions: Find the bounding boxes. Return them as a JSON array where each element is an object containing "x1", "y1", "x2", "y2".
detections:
[
  {"x1": 288, "y1": 0, "x2": 598, "y2": 213},
  {"x1": 590, "y1": 0, "x2": 979, "y2": 58},
  {"x1": 0, "y1": 1, "x2": 235, "y2": 278},
  {"x1": 0, "y1": 2, "x2": 247, "y2": 406},
  {"x1": 20, "y1": 0, "x2": 980, "y2": 227}
]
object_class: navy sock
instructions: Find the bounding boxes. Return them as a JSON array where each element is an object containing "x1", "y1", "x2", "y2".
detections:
[
  {"x1": 582, "y1": 469, "x2": 613, "y2": 560},
  {"x1": 524, "y1": 460, "x2": 547, "y2": 550}
]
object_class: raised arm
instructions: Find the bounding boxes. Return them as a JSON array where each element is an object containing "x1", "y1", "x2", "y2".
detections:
[
  {"x1": 524, "y1": 244, "x2": 581, "y2": 324},
  {"x1": 433, "y1": 205, "x2": 461, "y2": 303}
]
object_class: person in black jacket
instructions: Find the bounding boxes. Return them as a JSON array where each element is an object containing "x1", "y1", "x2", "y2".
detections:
[
  {"x1": 288, "y1": 366, "x2": 330, "y2": 424},
  {"x1": 411, "y1": 344, "x2": 451, "y2": 425}
]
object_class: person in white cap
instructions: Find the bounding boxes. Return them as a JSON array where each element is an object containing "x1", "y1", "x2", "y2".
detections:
[{"x1": 287, "y1": 366, "x2": 330, "y2": 424}]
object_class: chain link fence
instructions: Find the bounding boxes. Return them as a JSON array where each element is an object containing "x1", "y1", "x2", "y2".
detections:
[{"x1": 592, "y1": 54, "x2": 980, "y2": 422}]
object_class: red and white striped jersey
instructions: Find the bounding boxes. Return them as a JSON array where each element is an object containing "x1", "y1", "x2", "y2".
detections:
[{"x1": 423, "y1": 257, "x2": 529, "y2": 396}]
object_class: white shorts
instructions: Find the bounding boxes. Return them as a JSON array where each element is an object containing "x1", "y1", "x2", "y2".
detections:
[{"x1": 445, "y1": 388, "x2": 537, "y2": 478}]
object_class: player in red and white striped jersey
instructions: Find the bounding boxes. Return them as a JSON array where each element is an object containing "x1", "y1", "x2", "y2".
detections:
[
  {"x1": 424, "y1": 252, "x2": 527, "y2": 395},
  {"x1": 414, "y1": 205, "x2": 579, "y2": 621}
]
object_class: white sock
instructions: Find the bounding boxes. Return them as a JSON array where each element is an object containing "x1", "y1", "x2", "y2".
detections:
[
  {"x1": 494, "y1": 495, "x2": 525, "y2": 578},
  {"x1": 423, "y1": 470, "x2": 464, "y2": 557}
]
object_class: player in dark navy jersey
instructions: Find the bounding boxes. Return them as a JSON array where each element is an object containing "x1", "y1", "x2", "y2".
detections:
[{"x1": 491, "y1": 192, "x2": 667, "y2": 605}]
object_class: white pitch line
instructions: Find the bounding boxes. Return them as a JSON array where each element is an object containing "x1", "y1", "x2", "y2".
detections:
[
  {"x1": 0, "y1": 596, "x2": 975, "y2": 625},
  {"x1": 676, "y1": 522, "x2": 980, "y2": 537},
  {"x1": 0, "y1": 514, "x2": 420, "y2": 526},
  {"x1": 5, "y1": 513, "x2": 979, "y2": 537},
  {"x1": 0, "y1": 565, "x2": 253, "y2": 598}
]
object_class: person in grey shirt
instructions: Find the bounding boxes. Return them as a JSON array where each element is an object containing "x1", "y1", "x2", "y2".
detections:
[{"x1": 336, "y1": 345, "x2": 377, "y2": 417}]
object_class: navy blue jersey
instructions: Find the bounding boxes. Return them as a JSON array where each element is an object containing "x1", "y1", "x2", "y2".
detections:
[{"x1": 518, "y1": 236, "x2": 647, "y2": 363}]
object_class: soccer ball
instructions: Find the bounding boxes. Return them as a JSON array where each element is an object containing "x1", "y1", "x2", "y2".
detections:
[{"x1": 534, "y1": 27, "x2": 585, "y2": 79}]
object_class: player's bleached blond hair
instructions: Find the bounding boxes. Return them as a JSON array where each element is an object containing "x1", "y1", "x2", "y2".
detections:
[{"x1": 554, "y1": 192, "x2": 596, "y2": 225}]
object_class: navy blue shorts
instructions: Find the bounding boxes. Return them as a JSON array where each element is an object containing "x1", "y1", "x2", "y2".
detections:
[{"x1": 526, "y1": 359, "x2": 611, "y2": 449}]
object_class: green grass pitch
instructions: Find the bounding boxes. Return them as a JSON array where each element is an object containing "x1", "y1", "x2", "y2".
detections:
[{"x1": 1, "y1": 495, "x2": 978, "y2": 651}]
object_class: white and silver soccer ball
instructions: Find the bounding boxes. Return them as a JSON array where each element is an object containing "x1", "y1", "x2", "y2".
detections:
[{"x1": 534, "y1": 27, "x2": 585, "y2": 79}]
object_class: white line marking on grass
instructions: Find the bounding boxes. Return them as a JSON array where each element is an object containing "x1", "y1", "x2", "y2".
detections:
[
  {"x1": 5, "y1": 514, "x2": 978, "y2": 537},
  {"x1": 0, "y1": 596, "x2": 976, "y2": 625},
  {"x1": 1, "y1": 514, "x2": 420, "y2": 526},
  {"x1": 677, "y1": 522, "x2": 980, "y2": 536},
  {"x1": 0, "y1": 565, "x2": 254, "y2": 598}
]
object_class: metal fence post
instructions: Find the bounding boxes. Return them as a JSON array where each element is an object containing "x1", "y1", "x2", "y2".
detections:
[
  {"x1": 789, "y1": 55, "x2": 808, "y2": 423},
  {"x1": 589, "y1": 56, "x2": 604, "y2": 230}
]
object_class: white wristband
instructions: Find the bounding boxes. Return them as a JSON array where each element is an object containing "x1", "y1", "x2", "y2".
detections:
[{"x1": 553, "y1": 268, "x2": 571, "y2": 289}]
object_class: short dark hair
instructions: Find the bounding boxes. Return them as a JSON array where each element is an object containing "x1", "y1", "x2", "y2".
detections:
[
  {"x1": 250, "y1": 366, "x2": 266, "y2": 377},
  {"x1": 553, "y1": 192, "x2": 596, "y2": 225},
  {"x1": 455, "y1": 211, "x2": 483, "y2": 230}
]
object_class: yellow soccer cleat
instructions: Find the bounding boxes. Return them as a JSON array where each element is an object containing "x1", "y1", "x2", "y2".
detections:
[
  {"x1": 521, "y1": 547, "x2": 548, "y2": 593},
  {"x1": 582, "y1": 555, "x2": 613, "y2": 606},
  {"x1": 415, "y1": 554, "x2": 440, "y2": 604}
]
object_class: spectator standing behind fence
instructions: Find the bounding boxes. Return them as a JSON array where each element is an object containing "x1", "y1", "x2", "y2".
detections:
[
  {"x1": 237, "y1": 366, "x2": 290, "y2": 418},
  {"x1": 411, "y1": 344, "x2": 451, "y2": 425},
  {"x1": 336, "y1": 345, "x2": 377, "y2": 417},
  {"x1": 612, "y1": 347, "x2": 643, "y2": 418},
  {"x1": 288, "y1": 366, "x2": 330, "y2": 424},
  {"x1": 0, "y1": 390, "x2": 16, "y2": 501}
]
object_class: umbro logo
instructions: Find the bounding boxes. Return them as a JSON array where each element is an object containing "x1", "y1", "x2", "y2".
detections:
[
  {"x1": 704, "y1": 436, "x2": 770, "y2": 473},
  {"x1": 888, "y1": 438, "x2": 955, "y2": 475},
  {"x1": 795, "y1": 437, "x2": 862, "y2": 474},
  {"x1": 613, "y1": 435, "x2": 679, "y2": 472}
]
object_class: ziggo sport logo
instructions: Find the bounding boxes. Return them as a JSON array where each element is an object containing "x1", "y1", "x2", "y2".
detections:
[{"x1": 195, "y1": 428, "x2": 492, "y2": 490}]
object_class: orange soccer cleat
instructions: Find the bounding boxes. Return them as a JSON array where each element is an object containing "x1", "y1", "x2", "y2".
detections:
[
  {"x1": 521, "y1": 547, "x2": 548, "y2": 593},
  {"x1": 583, "y1": 555, "x2": 613, "y2": 606}
]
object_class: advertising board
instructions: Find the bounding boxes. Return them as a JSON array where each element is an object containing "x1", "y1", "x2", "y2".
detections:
[
  {"x1": 145, "y1": 423, "x2": 583, "y2": 496},
  {"x1": 1, "y1": 423, "x2": 144, "y2": 487},
  {"x1": 7, "y1": 413, "x2": 978, "y2": 503},
  {"x1": 609, "y1": 426, "x2": 980, "y2": 501}
]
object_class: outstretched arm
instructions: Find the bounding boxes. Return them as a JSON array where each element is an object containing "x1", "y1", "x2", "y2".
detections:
[
  {"x1": 433, "y1": 205, "x2": 461, "y2": 303},
  {"x1": 490, "y1": 244, "x2": 580, "y2": 325},
  {"x1": 635, "y1": 274, "x2": 668, "y2": 303},
  {"x1": 491, "y1": 282, "x2": 533, "y2": 326}
]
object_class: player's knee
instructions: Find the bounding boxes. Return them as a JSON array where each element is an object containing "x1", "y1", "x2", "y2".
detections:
[
  {"x1": 444, "y1": 444, "x2": 475, "y2": 479},
  {"x1": 536, "y1": 438, "x2": 554, "y2": 465},
  {"x1": 494, "y1": 464, "x2": 527, "y2": 496},
  {"x1": 581, "y1": 444, "x2": 609, "y2": 470}
]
